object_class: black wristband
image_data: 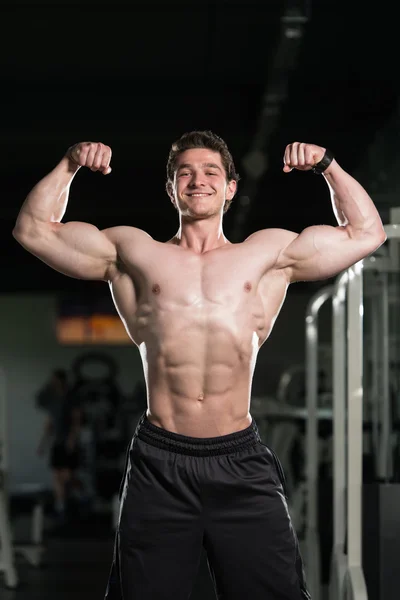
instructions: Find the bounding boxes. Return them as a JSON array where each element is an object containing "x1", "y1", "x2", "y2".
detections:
[{"x1": 312, "y1": 148, "x2": 334, "y2": 174}]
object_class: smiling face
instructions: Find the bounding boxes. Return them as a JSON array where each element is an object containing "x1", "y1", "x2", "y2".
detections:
[{"x1": 169, "y1": 148, "x2": 237, "y2": 219}]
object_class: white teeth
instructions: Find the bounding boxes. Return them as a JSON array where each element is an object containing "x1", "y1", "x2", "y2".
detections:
[{"x1": 188, "y1": 193, "x2": 210, "y2": 197}]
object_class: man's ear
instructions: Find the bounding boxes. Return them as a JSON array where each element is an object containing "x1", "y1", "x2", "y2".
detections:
[
  {"x1": 166, "y1": 181, "x2": 176, "y2": 206},
  {"x1": 226, "y1": 179, "x2": 237, "y2": 200}
]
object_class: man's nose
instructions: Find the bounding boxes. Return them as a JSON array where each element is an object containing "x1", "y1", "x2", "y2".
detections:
[{"x1": 189, "y1": 172, "x2": 205, "y2": 187}]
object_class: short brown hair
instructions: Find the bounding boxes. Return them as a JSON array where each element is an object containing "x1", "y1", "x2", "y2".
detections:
[{"x1": 166, "y1": 130, "x2": 240, "y2": 213}]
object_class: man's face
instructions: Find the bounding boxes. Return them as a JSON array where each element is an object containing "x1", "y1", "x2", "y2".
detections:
[{"x1": 170, "y1": 148, "x2": 236, "y2": 218}]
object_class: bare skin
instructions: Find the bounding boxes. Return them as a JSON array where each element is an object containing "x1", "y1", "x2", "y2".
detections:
[{"x1": 13, "y1": 141, "x2": 386, "y2": 437}]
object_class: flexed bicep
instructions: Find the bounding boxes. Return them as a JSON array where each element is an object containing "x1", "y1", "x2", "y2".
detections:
[
  {"x1": 18, "y1": 220, "x2": 117, "y2": 281},
  {"x1": 278, "y1": 224, "x2": 383, "y2": 283},
  {"x1": 13, "y1": 141, "x2": 117, "y2": 280},
  {"x1": 279, "y1": 142, "x2": 386, "y2": 281}
]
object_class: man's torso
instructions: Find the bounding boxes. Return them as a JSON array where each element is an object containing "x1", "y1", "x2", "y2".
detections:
[{"x1": 107, "y1": 228, "x2": 292, "y2": 436}]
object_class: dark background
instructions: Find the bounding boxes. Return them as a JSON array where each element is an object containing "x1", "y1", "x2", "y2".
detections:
[{"x1": 1, "y1": 0, "x2": 398, "y2": 293}]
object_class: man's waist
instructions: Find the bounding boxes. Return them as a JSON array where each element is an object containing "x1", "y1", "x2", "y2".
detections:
[{"x1": 134, "y1": 412, "x2": 259, "y2": 456}]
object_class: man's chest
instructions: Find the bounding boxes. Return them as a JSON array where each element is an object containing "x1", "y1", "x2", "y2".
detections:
[{"x1": 130, "y1": 245, "x2": 276, "y2": 305}]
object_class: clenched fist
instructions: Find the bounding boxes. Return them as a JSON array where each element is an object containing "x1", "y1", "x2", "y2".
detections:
[
  {"x1": 67, "y1": 141, "x2": 112, "y2": 175},
  {"x1": 283, "y1": 142, "x2": 326, "y2": 173}
]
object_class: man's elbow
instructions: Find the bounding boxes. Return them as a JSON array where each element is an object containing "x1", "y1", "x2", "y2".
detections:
[
  {"x1": 362, "y1": 228, "x2": 387, "y2": 256},
  {"x1": 347, "y1": 222, "x2": 387, "y2": 249},
  {"x1": 12, "y1": 225, "x2": 35, "y2": 250},
  {"x1": 12, "y1": 226, "x2": 30, "y2": 249},
  {"x1": 13, "y1": 218, "x2": 53, "y2": 248},
  {"x1": 12, "y1": 225, "x2": 27, "y2": 242},
  {"x1": 13, "y1": 215, "x2": 35, "y2": 243},
  {"x1": 369, "y1": 225, "x2": 387, "y2": 248}
]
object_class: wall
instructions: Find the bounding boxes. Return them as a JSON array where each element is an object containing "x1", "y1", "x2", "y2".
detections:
[{"x1": 0, "y1": 286, "x2": 331, "y2": 489}]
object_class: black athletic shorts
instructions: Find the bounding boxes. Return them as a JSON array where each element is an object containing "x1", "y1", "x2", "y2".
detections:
[
  {"x1": 50, "y1": 442, "x2": 80, "y2": 470},
  {"x1": 105, "y1": 414, "x2": 311, "y2": 600}
]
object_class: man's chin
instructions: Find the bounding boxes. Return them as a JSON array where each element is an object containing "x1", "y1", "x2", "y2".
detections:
[
  {"x1": 184, "y1": 209, "x2": 216, "y2": 220},
  {"x1": 178, "y1": 200, "x2": 222, "y2": 220}
]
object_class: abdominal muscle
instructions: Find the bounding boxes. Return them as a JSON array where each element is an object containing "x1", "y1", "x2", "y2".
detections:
[{"x1": 136, "y1": 308, "x2": 259, "y2": 438}]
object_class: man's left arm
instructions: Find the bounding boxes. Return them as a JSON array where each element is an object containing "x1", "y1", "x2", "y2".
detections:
[{"x1": 277, "y1": 143, "x2": 387, "y2": 282}]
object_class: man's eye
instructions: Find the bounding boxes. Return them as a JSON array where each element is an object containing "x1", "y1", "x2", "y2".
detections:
[{"x1": 206, "y1": 172, "x2": 217, "y2": 176}]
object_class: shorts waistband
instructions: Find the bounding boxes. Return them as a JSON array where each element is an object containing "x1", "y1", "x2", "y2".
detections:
[{"x1": 135, "y1": 413, "x2": 261, "y2": 457}]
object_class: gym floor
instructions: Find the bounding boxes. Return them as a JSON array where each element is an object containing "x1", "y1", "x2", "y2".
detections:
[{"x1": 1, "y1": 521, "x2": 216, "y2": 600}]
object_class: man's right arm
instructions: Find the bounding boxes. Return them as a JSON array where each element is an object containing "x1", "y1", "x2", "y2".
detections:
[{"x1": 13, "y1": 142, "x2": 118, "y2": 281}]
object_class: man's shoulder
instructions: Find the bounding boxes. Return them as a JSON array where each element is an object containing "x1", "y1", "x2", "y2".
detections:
[
  {"x1": 244, "y1": 228, "x2": 299, "y2": 249},
  {"x1": 101, "y1": 225, "x2": 154, "y2": 245}
]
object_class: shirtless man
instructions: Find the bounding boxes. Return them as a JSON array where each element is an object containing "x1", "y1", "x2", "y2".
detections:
[{"x1": 13, "y1": 132, "x2": 386, "y2": 600}]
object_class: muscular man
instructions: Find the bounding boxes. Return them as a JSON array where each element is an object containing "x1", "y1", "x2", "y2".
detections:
[{"x1": 13, "y1": 132, "x2": 386, "y2": 599}]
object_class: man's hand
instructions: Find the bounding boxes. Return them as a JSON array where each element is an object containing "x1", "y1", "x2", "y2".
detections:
[
  {"x1": 67, "y1": 141, "x2": 112, "y2": 175},
  {"x1": 283, "y1": 142, "x2": 326, "y2": 173}
]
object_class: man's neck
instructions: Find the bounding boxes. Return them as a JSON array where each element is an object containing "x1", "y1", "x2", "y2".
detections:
[{"x1": 171, "y1": 220, "x2": 230, "y2": 254}]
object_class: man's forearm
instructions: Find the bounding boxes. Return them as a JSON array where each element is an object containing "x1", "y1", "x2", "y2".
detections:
[
  {"x1": 13, "y1": 155, "x2": 80, "y2": 237},
  {"x1": 323, "y1": 160, "x2": 385, "y2": 237}
]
